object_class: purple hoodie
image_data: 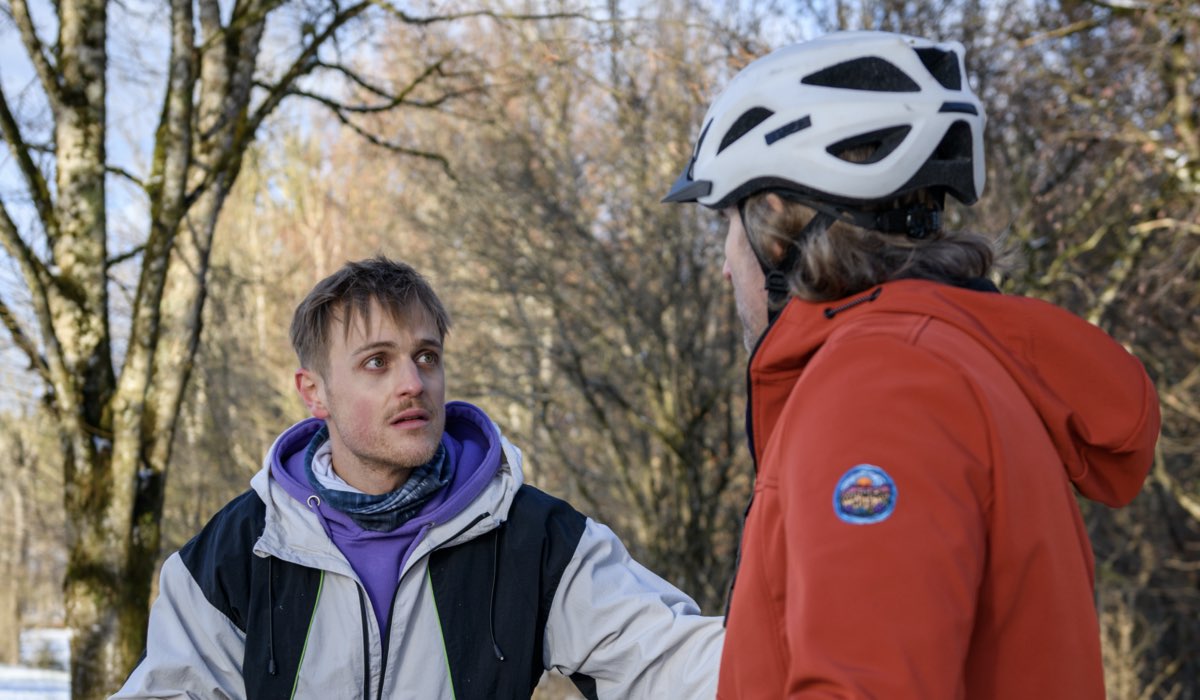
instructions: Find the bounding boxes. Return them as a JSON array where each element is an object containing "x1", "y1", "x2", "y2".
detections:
[{"x1": 269, "y1": 401, "x2": 502, "y2": 630}]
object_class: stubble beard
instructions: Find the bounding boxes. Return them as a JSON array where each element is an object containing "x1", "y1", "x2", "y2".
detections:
[
  {"x1": 331, "y1": 414, "x2": 445, "y2": 487},
  {"x1": 735, "y1": 293, "x2": 768, "y2": 353},
  {"x1": 355, "y1": 439, "x2": 440, "y2": 475}
]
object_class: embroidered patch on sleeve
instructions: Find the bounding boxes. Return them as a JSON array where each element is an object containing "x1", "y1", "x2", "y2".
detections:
[{"x1": 833, "y1": 465, "x2": 897, "y2": 524}]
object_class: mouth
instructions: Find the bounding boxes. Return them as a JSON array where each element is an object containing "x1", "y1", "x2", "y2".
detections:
[{"x1": 389, "y1": 408, "x2": 431, "y2": 428}]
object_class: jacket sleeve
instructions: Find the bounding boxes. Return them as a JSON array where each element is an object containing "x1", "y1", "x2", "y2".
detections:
[
  {"x1": 776, "y1": 336, "x2": 990, "y2": 698},
  {"x1": 109, "y1": 552, "x2": 247, "y2": 700},
  {"x1": 542, "y1": 519, "x2": 724, "y2": 699}
]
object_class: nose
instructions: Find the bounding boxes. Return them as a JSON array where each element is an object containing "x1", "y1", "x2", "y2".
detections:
[
  {"x1": 722, "y1": 258, "x2": 733, "y2": 282},
  {"x1": 393, "y1": 359, "x2": 425, "y2": 397}
]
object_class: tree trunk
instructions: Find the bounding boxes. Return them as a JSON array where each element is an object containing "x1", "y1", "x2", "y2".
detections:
[
  {"x1": 0, "y1": 480, "x2": 21, "y2": 665},
  {"x1": 0, "y1": 0, "x2": 499, "y2": 693},
  {"x1": 51, "y1": 0, "x2": 130, "y2": 692}
]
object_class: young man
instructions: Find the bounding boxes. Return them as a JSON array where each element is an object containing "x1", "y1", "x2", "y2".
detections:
[
  {"x1": 663, "y1": 31, "x2": 1161, "y2": 698},
  {"x1": 112, "y1": 257, "x2": 722, "y2": 699}
]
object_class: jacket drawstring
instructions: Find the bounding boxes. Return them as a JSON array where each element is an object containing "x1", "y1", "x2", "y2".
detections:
[
  {"x1": 267, "y1": 556, "x2": 277, "y2": 675},
  {"x1": 490, "y1": 527, "x2": 505, "y2": 662},
  {"x1": 823, "y1": 286, "x2": 883, "y2": 319}
]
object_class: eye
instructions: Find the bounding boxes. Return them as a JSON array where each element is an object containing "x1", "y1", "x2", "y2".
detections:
[
  {"x1": 363, "y1": 355, "x2": 387, "y2": 370},
  {"x1": 416, "y1": 350, "x2": 440, "y2": 366}
]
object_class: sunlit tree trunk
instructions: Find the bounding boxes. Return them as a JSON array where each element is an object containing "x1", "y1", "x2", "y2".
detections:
[{"x1": 1, "y1": 0, "x2": 585, "y2": 693}]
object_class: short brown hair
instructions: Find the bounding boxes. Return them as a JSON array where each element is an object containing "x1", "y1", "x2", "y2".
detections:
[{"x1": 290, "y1": 256, "x2": 451, "y2": 376}]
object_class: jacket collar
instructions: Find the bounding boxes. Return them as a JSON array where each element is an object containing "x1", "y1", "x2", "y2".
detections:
[{"x1": 250, "y1": 406, "x2": 524, "y2": 575}]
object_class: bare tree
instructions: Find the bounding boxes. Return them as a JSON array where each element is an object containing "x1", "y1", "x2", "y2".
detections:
[
  {"x1": 0, "y1": 429, "x2": 26, "y2": 665},
  {"x1": 801, "y1": 3, "x2": 1199, "y2": 693},
  {"x1": 993, "y1": 4, "x2": 1199, "y2": 696},
  {"x1": 0, "y1": 410, "x2": 66, "y2": 667},
  {"x1": 369, "y1": 2, "x2": 765, "y2": 610},
  {"x1": 0, "y1": 0, "x2": 582, "y2": 694}
]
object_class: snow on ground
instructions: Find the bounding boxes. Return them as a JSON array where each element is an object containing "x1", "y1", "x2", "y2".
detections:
[
  {"x1": 17, "y1": 630, "x2": 70, "y2": 671},
  {"x1": 0, "y1": 630, "x2": 70, "y2": 699},
  {"x1": 0, "y1": 665, "x2": 68, "y2": 700}
]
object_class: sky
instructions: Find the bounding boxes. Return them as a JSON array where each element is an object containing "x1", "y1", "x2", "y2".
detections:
[{"x1": 1, "y1": 0, "x2": 185, "y2": 406}]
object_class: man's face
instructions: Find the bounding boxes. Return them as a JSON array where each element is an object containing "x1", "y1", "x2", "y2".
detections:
[
  {"x1": 722, "y1": 207, "x2": 769, "y2": 352},
  {"x1": 296, "y1": 300, "x2": 446, "y2": 494}
]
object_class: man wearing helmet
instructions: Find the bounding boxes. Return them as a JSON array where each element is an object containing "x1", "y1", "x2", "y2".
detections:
[{"x1": 664, "y1": 31, "x2": 1161, "y2": 698}]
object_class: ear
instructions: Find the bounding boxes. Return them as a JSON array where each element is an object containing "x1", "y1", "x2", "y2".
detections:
[
  {"x1": 764, "y1": 238, "x2": 786, "y2": 261},
  {"x1": 295, "y1": 369, "x2": 331, "y2": 420},
  {"x1": 764, "y1": 192, "x2": 786, "y2": 213}
]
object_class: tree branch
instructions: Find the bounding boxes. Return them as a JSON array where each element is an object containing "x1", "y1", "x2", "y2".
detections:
[
  {"x1": 242, "y1": 2, "x2": 588, "y2": 152},
  {"x1": 11, "y1": 0, "x2": 62, "y2": 114},
  {"x1": 117, "y1": 0, "x2": 195, "y2": 397},
  {"x1": 365, "y1": 3, "x2": 587, "y2": 26},
  {"x1": 206, "y1": 0, "x2": 287, "y2": 53},
  {"x1": 106, "y1": 165, "x2": 146, "y2": 189},
  {"x1": 1017, "y1": 18, "x2": 1102, "y2": 48},
  {"x1": 242, "y1": 1, "x2": 372, "y2": 140},
  {"x1": 0, "y1": 197, "x2": 67, "y2": 397},
  {"x1": 0, "y1": 293, "x2": 51, "y2": 383},
  {"x1": 0, "y1": 82, "x2": 59, "y2": 240},
  {"x1": 312, "y1": 59, "x2": 400, "y2": 101},
  {"x1": 107, "y1": 244, "x2": 145, "y2": 267},
  {"x1": 315, "y1": 97, "x2": 454, "y2": 175},
  {"x1": 0, "y1": 197, "x2": 54, "y2": 299},
  {"x1": 1085, "y1": 0, "x2": 1200, "y2": 17},
  {"x1": 1129, "y1": 218, "x2": 1200, "y2": 236},
  {"x1": 305, "y1": 56, "x2": 484, "y2": 112},
  {"x1": 1153, "y1": 454, "x2": 1200, "y2": 524}
]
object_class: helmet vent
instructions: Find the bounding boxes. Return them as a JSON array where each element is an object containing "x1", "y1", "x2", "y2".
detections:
[
  {"x1": 895, "y1": 120, "x2": 978, "y2": 204},
  {"x1": 765, "y1": 116, "x2": 812, "y2": 145},
  {"x1": 934, "y1": 120, "x2": 972, "y2": 162},
  {"x1": 914, "y1": 47, "x2": 962, "y2": 90},
  {"x1": 718, "y1": 107, "x2": 775, "y2": 154},
  {"x1": 801, "y1": 57, "x2": 919, "y2": 92},
  {"x1": 688, "y1": 120, "x2": 712, "y2": 178},
  {"x1": 827, "y1": 126, "x2": 912, "y2": 164}
]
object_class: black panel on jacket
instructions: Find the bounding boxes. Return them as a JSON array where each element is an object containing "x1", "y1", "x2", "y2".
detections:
[
  {"x1": 429, "y1": 485, "x2": 587, "y2": 700},
  {"x1": 178, "y1": 489, "x2": 324, "y2": 699}
]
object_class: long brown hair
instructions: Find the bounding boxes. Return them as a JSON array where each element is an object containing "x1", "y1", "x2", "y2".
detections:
[{"x1": 742, "y1": 191, "x2": 996, "y2": 304}]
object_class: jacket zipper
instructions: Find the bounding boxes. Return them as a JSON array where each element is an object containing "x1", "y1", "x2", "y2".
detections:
[
  {"x1": 357, "y1": 587, "x2": 371, "y2": 699},
  {"x1": 372, "y1": 512, "x2": 493, "y2": 700},
  {"x1": 724, "y1": 311, "x2": 778, "y2": 621}
]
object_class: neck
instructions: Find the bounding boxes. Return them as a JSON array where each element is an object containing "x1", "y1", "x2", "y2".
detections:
[{"x1": 330, "y1": 452, "x2": 415, "y2": 495}]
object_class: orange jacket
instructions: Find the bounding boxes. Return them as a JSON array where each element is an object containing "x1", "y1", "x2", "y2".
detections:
[{"x1": 717, "y1": 279, "x2": 1160, "y2": 699}]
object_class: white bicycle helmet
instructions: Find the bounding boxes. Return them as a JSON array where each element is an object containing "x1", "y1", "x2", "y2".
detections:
[{"x1": 663, "y1": 31, "x2": 986, "y2": 213}]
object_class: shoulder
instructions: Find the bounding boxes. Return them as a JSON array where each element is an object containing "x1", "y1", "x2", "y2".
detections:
[
  {"x1": 777, "y1": 326, "x2": 991, "y2": 477},
  {"x1": 805, "y1": 326, "x2": 973, "y2": 404},
  {"x1": 502, "y1": 485, "x2": 588, "y2": 553},
  {"x1": 179, "y1": 490, "x2": 265, "y2": 572},
  {"x1": 176, "y1": 489, "x2": 265, "y2": 630},
  {"x1": 509, "y1": 484, "x2": 584, "y2": 519}
]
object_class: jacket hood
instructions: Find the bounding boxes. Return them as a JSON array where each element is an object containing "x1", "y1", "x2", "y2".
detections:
[
  {"x1": 752, "y1": 279, "x2": 1160, "y2": 507},
  {"x1": 253, "y1": 401, "x2": 524, "y2": 569}
]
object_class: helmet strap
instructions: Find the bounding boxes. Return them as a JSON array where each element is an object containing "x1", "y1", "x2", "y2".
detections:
[
  {"x1": 738, "y1": 200, "x2": 832, "y2": 322},
  {"x1": 774, "y1": 190, "x2": 943, "y2": 239}
]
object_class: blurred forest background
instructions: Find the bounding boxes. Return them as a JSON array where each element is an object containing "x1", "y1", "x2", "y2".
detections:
[{"x1": 0, "y1": 0, "x2": 1196, "y2": 698}]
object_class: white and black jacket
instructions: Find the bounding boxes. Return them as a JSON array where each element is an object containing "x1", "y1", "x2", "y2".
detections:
[{"x1": 112, "y1": 408, "x2": 722, "y2": 699}]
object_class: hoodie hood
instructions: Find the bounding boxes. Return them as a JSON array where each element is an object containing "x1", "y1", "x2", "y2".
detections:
[
  {"x1": 252, "y1": 401, "x2": 523, "y2": 631},
  {"x1": 266, "y1": 401, "x2": 511, "y2": 521},
  {"x1": 751, "y1": 279, "x2": 1160, "y2": 507},
  {"x1": 253, "y1": 400, "x2": 524, "y2": 569}
]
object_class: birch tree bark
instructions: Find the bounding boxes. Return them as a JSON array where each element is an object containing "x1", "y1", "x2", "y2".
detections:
[
  {"x1": 0, "y1": 474, "x2": 23, "y2": 665},
  {"x1": 0, "y1": 0, "x2": 575, "y2": 694}
]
